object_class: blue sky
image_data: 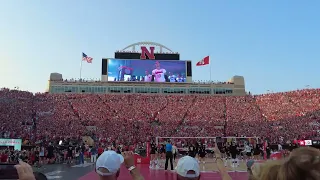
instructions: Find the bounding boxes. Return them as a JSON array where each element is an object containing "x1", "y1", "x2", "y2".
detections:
[{"x1": 0, "y1": 0, "x2": 319, "y2": 94}]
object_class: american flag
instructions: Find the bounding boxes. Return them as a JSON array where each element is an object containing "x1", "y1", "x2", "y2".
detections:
[{"x1": 82, "y1": 52, "x2": 93, "y2": 63}]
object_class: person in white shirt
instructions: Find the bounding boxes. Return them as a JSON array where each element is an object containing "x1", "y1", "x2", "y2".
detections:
[
  {"x1": 152, "y1": 61, "x2": 166, "y2": 82},
  {"x1": 176, "y1": 75, "x2": 184, "y2": 82},
  {"x1": 169, "y1": 76, "x2": 176, "y2": 82},
  {"x1": 168, "y1": 72, "x2": 176, "y2": 82},
  {"x1": 278, "y1": 143, "x2": 282, "y2": 151},
  {"x1": 244, "y1": 144, "x2": 252, "y2": 160},
  {"x1": 172, "y1": 144, "x2": 177, "y2": 162},
  {"x1": 144, "y1": 70, "x2": 152, "y2": 82}
]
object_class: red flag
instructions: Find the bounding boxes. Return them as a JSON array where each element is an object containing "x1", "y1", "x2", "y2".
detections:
[{"x1": 196, "y1": 56, "x2": 210, "y2": 66}]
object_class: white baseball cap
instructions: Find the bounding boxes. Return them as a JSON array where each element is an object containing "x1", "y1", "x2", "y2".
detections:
[
  {"x1": 95, "y1": 150, "x2": 124, "y2": 176},
  {"x1": 175, "y1": 156, "x2": 200, "y2": 178}
]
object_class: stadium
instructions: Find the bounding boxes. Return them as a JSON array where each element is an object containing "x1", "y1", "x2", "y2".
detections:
[{"x1": 1, "y1": 41, "x2": 320, "y2": 180}]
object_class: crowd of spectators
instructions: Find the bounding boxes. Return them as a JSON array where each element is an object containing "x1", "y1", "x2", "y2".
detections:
[{"x1": 0, "y1": 88, "x2": 319, "y2": 147}]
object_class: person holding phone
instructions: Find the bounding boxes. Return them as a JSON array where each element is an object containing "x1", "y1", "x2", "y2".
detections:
[
  {"x1": 0, "y1": 161, "x2": 37, "y2": 180},
  {"x1": 214, "y1": 141, "x2": 232, "y2": 180}
]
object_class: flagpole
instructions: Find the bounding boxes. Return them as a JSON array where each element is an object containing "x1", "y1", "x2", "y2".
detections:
[
  {"x1": 209, "y1": 55, "x2": 211, "y2": 82},
  {"x1": 80, "y1": 55, "x2": 83, "y2": 79},
  {"x1": 210, "y1": 62, "x2": 211, "y2": 81}
]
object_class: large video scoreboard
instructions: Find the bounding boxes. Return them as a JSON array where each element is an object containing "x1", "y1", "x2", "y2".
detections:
[
  {"x1": 105, "y1": 59, "x2": 187, "y2": 83},
  {"x1": 101, "y1": 43, "x2": 192, "y2": 82}
]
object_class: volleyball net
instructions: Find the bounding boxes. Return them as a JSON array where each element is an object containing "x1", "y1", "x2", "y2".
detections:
[{"x1": 156, "y1": 136, "x2": 260, "y2": 148}]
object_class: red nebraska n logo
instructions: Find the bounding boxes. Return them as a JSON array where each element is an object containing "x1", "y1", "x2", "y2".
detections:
[{"x1": 140, "y1": 46, "x2": 155, "y2": 59}]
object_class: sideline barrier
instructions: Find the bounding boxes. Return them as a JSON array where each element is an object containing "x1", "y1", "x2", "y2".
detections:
[
  {"x1": 134, "y1": 153, "x2": 150, "y2": 164},
  {"x1": 270, "y1": 152, "x2": 282, "y2": 160}
]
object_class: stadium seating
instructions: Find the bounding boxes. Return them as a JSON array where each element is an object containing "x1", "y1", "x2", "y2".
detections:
[{"x1": 0, "y1": 88, "x2": 319, "y2": 146}]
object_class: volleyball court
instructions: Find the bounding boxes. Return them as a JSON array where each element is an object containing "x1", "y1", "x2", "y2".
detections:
[
  {"x1": 80, "y1": 136, "x2": 270, "y2": 180},
  {"x1": 146, "y1": 136, "x2": 261, "y2": 179}
]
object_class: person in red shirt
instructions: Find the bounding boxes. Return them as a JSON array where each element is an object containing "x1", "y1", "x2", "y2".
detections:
[
  {"x1": 129, "y1": 145, "x2": 135, "y2": 151},
  {"x1": 30, "y1": 150, "x2": 36, "y2": 165},
  {"x1": 0, "y1": 152, "x2": 8, "y2": 163},
  {"x1": 97, "y1": 147, "x2": 103, "y2": 157}
]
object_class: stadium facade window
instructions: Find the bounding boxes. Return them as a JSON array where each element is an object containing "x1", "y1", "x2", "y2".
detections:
[
  {"x1": 88, "y1": 86, "x2": 95, "y2": 93},
  {"x1": 50, "y1": 86, "x2": 55, "y2": 93},
  {"x1": 226, "y1": 89, "x2": 233, "y2": 94},
  {"x1": 108, "y1": 87, "x2": 121, "y2": 93},
  {"x1": 145, "y1": 87, "x2": 150, "y2": 93},
  {"x1": 60, "y1": 86, "x2": 64, "y2": 92},
  {"x1": 162, "y1": 88, "x2": 184, "y2": 94},
  {"x1": 188, "y1": 88, "x2": 210, "y2": 94},
  {"x1": 64, "y1": 86, "x2": 74, "y2": 93},
  {"x1": 55, "y1": 86, "x2": 60, "y2": 93},
  {"x1": 214, "y1": 88, "x2": 221, "y2": 94},
  {"x1": 52, "y1": 86, "x2": 65, "y2": 93},
  {"x1": 135, "y1": 87, "x2": 143, "y2": 93},
  {"x1": 95, "y1": 86, "x2": 105, "y2": 93},
  {"x1": 214, "y1": 88, "x2": 233, "y2": 94},
  {"x1": 79, "y1": 86, "x2": 86, "y2": 93},
  {"x1": 72, "y1": 87, "x2": 78, "y2": 92},
  {"x1": 100, "y1": 87, "x2": 105, "y2": 93},
  {"x1": 150, "y1": 88, "x2": 160, "y2": 93},
  {"x1": 123, "y1": 87, "x2": 133, "y2": 93}
]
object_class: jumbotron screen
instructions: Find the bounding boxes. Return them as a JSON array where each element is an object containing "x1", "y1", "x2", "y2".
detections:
[{"x1": 107, "y1": 59, "x2": 187, "y2": 82}]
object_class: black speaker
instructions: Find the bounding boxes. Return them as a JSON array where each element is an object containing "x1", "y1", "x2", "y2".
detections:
[
  {"x1": 187, "y1": 61, "x2": 192, "y2": 76},
  {"x1": 102, "y1": 59, "x2": 107, "y2": 75}
]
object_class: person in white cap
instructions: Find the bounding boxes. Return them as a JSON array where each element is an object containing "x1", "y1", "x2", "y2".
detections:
[
  {"x1": 95, "y1": 150, "x2": 144, "y2": 180},
  {"x1": 175, "y1": 156, "x2": 201, "y2": 180}
]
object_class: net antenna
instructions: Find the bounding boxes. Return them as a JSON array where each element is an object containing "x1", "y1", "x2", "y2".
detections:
[{"x1": 155, "y1": 136, "x2": 260, "y2": 145}]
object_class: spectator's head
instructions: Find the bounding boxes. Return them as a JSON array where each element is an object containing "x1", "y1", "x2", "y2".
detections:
[
  {"x1": 277, "y1": 147, "x2": 320, "y2": 180},
  {"x1": 95, "y1": 151, "x2": 124, "y2": 180},
  {"x1": 251, "y1": 147, "x2": 320, "y2": 180},
  {"x1": 176, "y1": 156, "x2": 200, "y2": 180}
]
